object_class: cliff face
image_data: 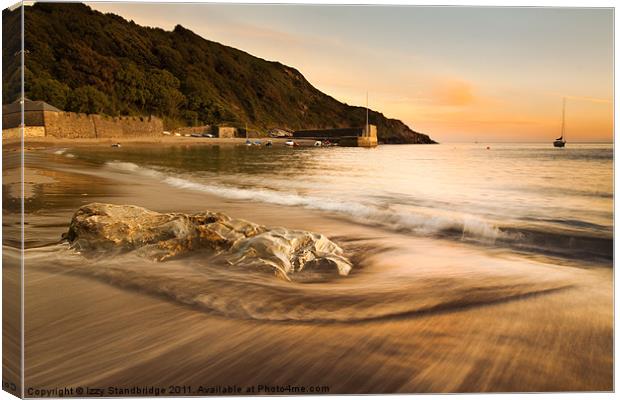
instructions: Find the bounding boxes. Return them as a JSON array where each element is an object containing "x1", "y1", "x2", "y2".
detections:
[{"x1": 5, "y1": 3, "x2": 435, "y2": 144}]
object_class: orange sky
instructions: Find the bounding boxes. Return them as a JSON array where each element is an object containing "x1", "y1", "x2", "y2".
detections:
[{"x1": 89, "y1": 3, "x2": 613, "y2": 142}]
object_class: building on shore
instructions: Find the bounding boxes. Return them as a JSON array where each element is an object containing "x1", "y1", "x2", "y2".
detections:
[
  {"x1": 2, "y1": 98, "x2": 163, "y2": 139},
  {"x1": 293, "y1": 124, "x2": 378, "y2": 147},
  {"x1": 2, "y1": 98, "x2": 61, "y2": 138},
  {"x1": 217, "y1": 126, "x2": 237, "y2": 138}
]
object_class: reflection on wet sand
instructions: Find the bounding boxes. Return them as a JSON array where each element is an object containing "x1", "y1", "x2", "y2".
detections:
[{"x1": 3, "y1": 149, "x2": 22, "y2": 397}]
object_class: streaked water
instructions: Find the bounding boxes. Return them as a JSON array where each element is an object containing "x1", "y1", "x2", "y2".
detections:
[
  {"x1": 8, "y1": 142, "x2": 613, "y2": 392},
  {"x1": 74, "y1": 142, "x2": 613, "y2": 261}
]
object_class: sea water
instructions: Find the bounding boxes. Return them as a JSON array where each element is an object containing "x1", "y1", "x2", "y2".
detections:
[
  {"x1": 78, "y1": 142, "x2": 613, "y2": 262},
  {"x1": 11, "y1": 142, "x2": 613, "y2": 390}
]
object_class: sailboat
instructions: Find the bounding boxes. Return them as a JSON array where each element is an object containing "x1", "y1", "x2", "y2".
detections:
[
  {"x1": 245, "y1": 123, "x2": 252, "y2": 146},
  {"x1": 554, "y1": 98, "x2": 567, "y2": 148}
]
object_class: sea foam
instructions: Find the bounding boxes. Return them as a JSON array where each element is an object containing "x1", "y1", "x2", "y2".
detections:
[{"x1": 105, "y1": 161, "x2": 504, "y2": 243}]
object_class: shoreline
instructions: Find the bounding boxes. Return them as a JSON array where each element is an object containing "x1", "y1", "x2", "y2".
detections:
[{"x1": 5, "y1": 136, "x2": 333, "y2": 150}]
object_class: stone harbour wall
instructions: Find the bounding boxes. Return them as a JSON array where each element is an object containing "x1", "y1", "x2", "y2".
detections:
[
  {"x1": 3, "y1": 111, "x2": 163, "y2": 139},
  {"x1": 90, "y1": 114, "x2": 163, "y2": 138},
  {"x1": 2, "y1": 126, "x2": 46, "y2": 139},
  {"x1": 43, "y1": 112, "x2": 95, "y2": 138},
  {"x1": 43, "y1": 112, "x2": 163, "y2": 138}
]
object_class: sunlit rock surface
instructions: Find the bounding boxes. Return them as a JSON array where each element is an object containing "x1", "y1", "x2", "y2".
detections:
[{"x1": 64, "y1": 203, "x2": 352, "y2": 281}]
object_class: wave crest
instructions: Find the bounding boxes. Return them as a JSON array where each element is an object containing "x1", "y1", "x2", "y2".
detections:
[{"x1": 105, "y1": 161, "x2": 612, "y2": 260}]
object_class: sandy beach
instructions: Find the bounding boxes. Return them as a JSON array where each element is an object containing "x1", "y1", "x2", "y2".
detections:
[{"x1": 2, "y1": 142, "x2": 613, "y2": 394}]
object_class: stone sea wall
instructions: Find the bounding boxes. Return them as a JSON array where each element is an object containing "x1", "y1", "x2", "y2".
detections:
[
  {"x1": 2, "y1": 126, "x2": 46, "y2": 139},
  {"x1": 43, "y1": 112, "x2": 95, "y2": 138},
  {"x1": 43, "y1": 112, "x2": 163, "y2": 138}
]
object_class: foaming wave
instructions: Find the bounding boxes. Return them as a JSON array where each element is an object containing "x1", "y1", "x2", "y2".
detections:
[
  {"x1": 104, "y1": 161, "x2": 613, "y2": 260},
  {"x1": 105, "y1": 161, "x2": 504, "y2": 243}
]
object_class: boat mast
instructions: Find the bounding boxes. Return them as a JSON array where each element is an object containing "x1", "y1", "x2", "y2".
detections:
[
  {"x1": 561, "y1": 97, "x2": 566, "y2": 141},
  {"x1": 366, "y1": 91, "x2": 369, "y2": 136}
]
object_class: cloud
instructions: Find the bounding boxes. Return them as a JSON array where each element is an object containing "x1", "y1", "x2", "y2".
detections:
[{"x1": 431, "y1": 79, "x2": 476, "y2": 106}]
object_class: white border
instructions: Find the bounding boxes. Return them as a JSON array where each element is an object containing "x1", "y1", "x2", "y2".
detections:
[{"x1": 0, "y1": 1, "x2": 615, "y2": 400}]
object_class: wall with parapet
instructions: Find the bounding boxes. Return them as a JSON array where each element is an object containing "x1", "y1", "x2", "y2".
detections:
[
  {"x1": 42, "y1": 112, "x2": 163, "y2": 138},
  {"x1": 90, "y1": 115, "x2": 163, "y2": 138},
  {"x1": 43, "y1": 112, "x2": 95, "y2": 138},
  {"x1": 2, "y1": 109, "x2": 163, "y2": 139}
]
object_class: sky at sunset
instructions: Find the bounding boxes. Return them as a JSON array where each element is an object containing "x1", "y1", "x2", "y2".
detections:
[{"x1": 89, "y1": 3, "x2": 613, "y2": 142}]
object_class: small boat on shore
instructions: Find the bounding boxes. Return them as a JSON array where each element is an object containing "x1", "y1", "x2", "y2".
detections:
[
  {"x1": 554, "y1": 98, "x2": 567, "y2": 148},
  {"x1": 285, "y1": 140, "x2": 298, "y2": 147}
]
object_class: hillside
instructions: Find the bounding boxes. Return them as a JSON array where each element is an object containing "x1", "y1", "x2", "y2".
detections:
[{"x1": 4, "y1": 3, "x2": 435, "y2": 143}]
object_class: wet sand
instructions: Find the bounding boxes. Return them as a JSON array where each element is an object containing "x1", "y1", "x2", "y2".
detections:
[
  {"x1": 4, "y1": 147, "x2": 613, "y2": 394},
  {"x1": 18, "y1": 259, "x2": 612, "y2": 393}
]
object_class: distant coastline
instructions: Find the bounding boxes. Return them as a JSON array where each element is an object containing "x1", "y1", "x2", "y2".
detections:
[
  {"x1": 3, "y1": 3, "x2": 435, "y2": 145},
  {"x1": 3, "y1": 136, "x2": 340, "y2": 149}
]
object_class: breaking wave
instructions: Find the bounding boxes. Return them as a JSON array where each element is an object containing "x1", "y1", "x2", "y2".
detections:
[{"x1": 105, "y1": 161, "x2": 612, "y2": 261}]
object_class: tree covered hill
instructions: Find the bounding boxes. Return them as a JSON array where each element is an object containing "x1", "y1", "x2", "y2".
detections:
[{"x1": 4, "y1": 3, "x2": 435, "y2": 143}]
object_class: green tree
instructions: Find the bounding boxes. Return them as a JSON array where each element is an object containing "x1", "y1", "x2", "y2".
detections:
[
  {"x1": 26, "y1": 77, "x2": 70, "y2": 110},
  {"x1": 67, "y1": 86, "x2": 109, "y2": 114},
  {"x1": 143, "y1": 69, "x2": 185, "y2": 117}
]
